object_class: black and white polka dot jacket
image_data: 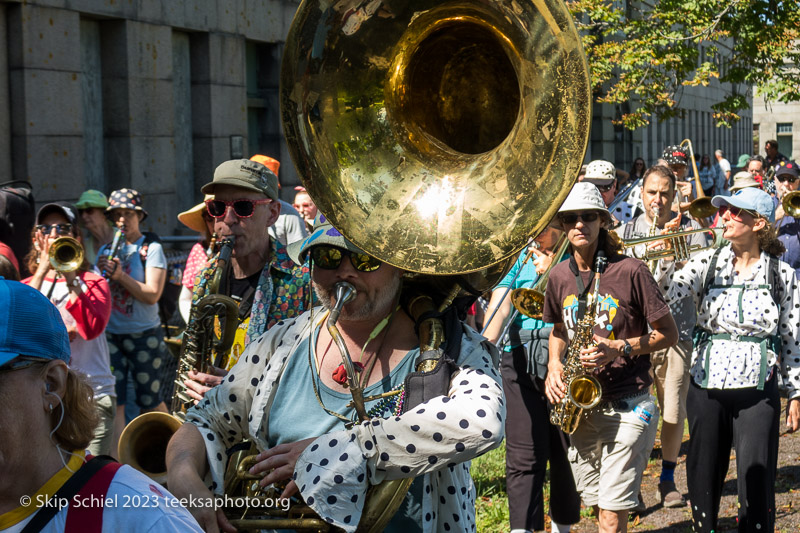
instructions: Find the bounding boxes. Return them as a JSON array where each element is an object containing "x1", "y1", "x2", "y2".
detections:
[
  {"x1": 667, "y1": 245, "x2": 800, "y2": 397},
  {"x1": 185, "y1": 308, "x2": 506, "y2": 532}
]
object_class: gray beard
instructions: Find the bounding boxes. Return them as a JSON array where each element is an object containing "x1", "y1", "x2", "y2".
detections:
[{"x1": 314, "y1": 273, "x2": 401, "y2": 321}]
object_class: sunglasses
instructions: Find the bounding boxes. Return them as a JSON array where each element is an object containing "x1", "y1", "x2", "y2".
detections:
[
  {"x1": 35, "y1": 223, "x2": 73, "y2": 235},
  {"x1": 596, "y1": 183, "x2": 614, "y2": 193},
  {"x1": 718, "y1": 204, "x2": 758, "y2": 221},
  {"x1": 558, "y1": 212, "x2": 600, "y2": 225},
  {"x1": 205, "y1": 198, "x2": 272, "y2": 219},
  {"x1": 0, "y1": 356, "x2": 48, "y2": 374},
  {"x1": 310, "y1": 245, "x2": 382, "y2": 272},
  {"x1": 777, "y1": 175, "x2": 797, "y2": 184}
]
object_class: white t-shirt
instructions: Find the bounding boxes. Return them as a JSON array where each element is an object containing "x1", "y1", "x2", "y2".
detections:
[
  {"x1": 2, "y1": 464, "x2": 202, "y2": 533},
  {"x1": 268, "y1": 200, "x2": 308, "y2": 247}
]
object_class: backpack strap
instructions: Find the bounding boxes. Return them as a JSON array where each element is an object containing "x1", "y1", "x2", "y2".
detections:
[
  {"x1": 768, "y1": 253, "x2": 784, "y2": 310},
  {"x1": 20, "y1": 456, "x2": 120, "y2": 533},
  {"x1": 700, "y1": 246, "x2": 724, "y2": 303},
  {"x1": 64, "y1": 456, "x2": 122, "y2": 533},
  {"x1": 138, "y1": 232, "x2": 161, "y2": 266}
]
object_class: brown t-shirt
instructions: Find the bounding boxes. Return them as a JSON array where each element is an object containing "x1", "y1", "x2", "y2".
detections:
[{"x1": 542, "y1": 253, "x2": 671, "y2": 401}]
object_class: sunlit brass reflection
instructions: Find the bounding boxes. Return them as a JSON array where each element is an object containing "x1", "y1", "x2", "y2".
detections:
[{"x1": 280, "y1": 0, "x2": 591, "y2": 275}]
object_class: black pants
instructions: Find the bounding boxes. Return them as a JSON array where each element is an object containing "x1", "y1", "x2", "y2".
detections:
[
  {"x1": 502, "y1": 343, "x2": 581, "y2": 530},
  {"x1": 686, "y1": 377, "x2": 780, "y2": 533}
]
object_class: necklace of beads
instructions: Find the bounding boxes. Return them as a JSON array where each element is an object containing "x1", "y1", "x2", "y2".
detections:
[{"x1": 365, "y1": 385, "x2": 406, "y2": 418}]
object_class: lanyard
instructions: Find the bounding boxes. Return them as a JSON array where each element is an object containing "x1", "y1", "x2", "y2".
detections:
[{"x1": 568, "y1": 255, "x2": 595, "y2": 320}]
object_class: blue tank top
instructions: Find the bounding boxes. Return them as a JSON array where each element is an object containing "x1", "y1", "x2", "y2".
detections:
[{"x1": 268, "y1": 326, "x2": 423, "y2": 532}]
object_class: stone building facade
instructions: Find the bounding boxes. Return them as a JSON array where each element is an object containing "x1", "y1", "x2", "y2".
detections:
[
  {"x1": 588, "y1": 46, "x2": 753, "y2": 175},
  {"x1": 1, "y1": 0, "x2": 760, "y2": 236},
  {"x1": 0, "y1": 0, "x2": 299, "y2": 235},
  {"x1": 752, "y1": 95, "x2": 798, "y2": 163}
]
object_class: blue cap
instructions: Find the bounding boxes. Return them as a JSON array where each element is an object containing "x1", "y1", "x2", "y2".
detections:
[
  {"x1": 0, "y1": 279, "x2": 70, "y2": 367},
  {"x1": 711, "y1": 187, "x2": 775, "y2": 223}
]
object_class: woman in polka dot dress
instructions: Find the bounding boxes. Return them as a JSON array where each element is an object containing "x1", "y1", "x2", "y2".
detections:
[
  {"x1": 166, "y1": 215, "x2": 505, "y2": 533},
  {"x1": 668, "y1": 188, "x2": 800, "y2": 533}
]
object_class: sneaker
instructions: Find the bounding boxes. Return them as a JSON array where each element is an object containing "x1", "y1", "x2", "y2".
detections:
[
  {"x1": 658, "y1": 480, "x2": 686, "y2": 508},
  {"x1": 632, "y1": 492, "x2": 646, "y2": 514}
]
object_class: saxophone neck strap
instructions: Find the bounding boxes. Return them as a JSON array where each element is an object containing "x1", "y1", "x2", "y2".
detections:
[{"x1": 568, "y1": 256, "x2": 594, "y2": 321}]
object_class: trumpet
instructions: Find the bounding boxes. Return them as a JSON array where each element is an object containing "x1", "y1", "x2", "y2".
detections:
[
  {"x1": 509, "y1": 235, "x2": 569, "y2": 321},
  {"x1": 679, "y1": 139, "x2": 717, "y2": 219},
  {"x1": 622, "y1": 227, "x2": 724, "y2": 263},
  {"x1": 48, "y1": 237, "x2": 84, "y2": 273},
  {"x1": 781, "y1": 190, "x2": 800, "y2": 218}
]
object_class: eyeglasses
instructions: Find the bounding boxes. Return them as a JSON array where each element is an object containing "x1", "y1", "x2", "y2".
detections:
[
  {"x1": 776, "y1": 175, "x2": 797, "y2": 184},
  {"x1": 205, "y1": 198, "x2": 272, "y2": 219},
  {"x1": 0, "y1": 356, "x2": 48, "y2": 374},
  {"x1": 718, "y1": 204, "x2": 758, "y2": 221},
  {"x1": 35, "y1": 223, "x2": 73, "y2": 235},
  {"x1": 558, "y1": 212, "x2": 600, "y2": 225},
  {"x1": 310, "y1": 245, "x2": 382, "y2": 272}
]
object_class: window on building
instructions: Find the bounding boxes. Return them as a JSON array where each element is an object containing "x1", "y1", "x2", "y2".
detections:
[
  {"x1": 777, "y1": 123, "x2": 793, "y2": 159},
  {"x1": 245, "y1": 41, "x2": 281, "y2": 170}
]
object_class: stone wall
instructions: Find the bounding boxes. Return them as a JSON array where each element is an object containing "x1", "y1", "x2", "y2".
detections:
[{"x1": 0, "y1": 0, "x2": 299, "y2": 236}]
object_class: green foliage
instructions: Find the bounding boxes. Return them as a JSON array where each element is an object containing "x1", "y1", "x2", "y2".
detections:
[
  {"x1": 472, "y1": 445, "x2": 510, "y2": 533},
  {"x1": 567, "y1": 0, "x2": 800, "y2": 129}
]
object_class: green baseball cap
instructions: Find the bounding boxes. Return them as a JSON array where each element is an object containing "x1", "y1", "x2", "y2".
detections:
[
  {"x1": 201, "y1": 159, "x2": 279, "y2": 200},
  {"x1": 75, "y1": 189, "x2": 109, "y2": 210}
]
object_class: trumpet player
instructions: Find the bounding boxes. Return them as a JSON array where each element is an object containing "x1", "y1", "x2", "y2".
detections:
[
  {"x1": 22, "y1": 202, "x2": 116, "y2": 456},
  {"x1": 543, "y1": 183, "x2": 677, "y2": 533},
  {"x1": 165, "y1": 214, "x2": 504, "y2": 533},
  {"x1": 772, "y1": 162, "x2": 800, "y2": 279},
  {"x1": 615, "y1": 165, "x2": 710, "y2": 508},
  {"x1": 484, "y1": 227, "x2": 582, "y2": 533}
]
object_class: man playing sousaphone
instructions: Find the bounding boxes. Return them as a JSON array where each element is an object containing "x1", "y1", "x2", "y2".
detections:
[
  {"x1": 615, "y1": 165, "x2": 710, "y2": 508},
  {"x1": 182, "y1": 159, "x2": 310, "y2": 399},
  {"x1": 166, "y1": 213, "x2": 505, "y2": 533},
  {"x1": 543, "y1": 183, "x2": 678, "y2": 532}
]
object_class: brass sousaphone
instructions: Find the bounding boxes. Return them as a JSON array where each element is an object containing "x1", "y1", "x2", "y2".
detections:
[{"x1": 226, "y1": 0, "x2": 591, "y2": 530}]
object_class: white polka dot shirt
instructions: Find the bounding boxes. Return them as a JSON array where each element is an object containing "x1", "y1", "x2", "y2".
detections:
[
  {"x1": 185, "y1": 309, "x2": 506, "y2": 532},
  {"x1": 668, "y1": 245, "x2": 800, "y2": 397}
]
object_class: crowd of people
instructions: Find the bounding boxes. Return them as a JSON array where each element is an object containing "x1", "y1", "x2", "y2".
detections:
[{"x1": 0, "y1": 139, "x2": 798, "y2": 533}]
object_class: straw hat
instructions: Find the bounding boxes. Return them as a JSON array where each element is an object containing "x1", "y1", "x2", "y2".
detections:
[{"x1": 177, "y1": 195, "x2": 213, "y2": 234}]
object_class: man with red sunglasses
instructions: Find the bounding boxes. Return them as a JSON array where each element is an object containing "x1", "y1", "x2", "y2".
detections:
[{"x1": 183, "y1": 159, "x2": 310, "y2": 401}]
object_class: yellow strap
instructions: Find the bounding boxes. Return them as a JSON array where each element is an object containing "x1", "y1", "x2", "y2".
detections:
[{"x1": 0, "y1": 450, "x2": 86, "y2": 528}]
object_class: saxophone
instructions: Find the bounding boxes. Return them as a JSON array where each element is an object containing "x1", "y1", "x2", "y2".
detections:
[
  {"x1": 170, "y1": 237, "x2": 239, "y2": 417},
  {"x1": 549, "y1": 254, "x2": 607, "y2": 434},
  {"x1": 118, "y1": 237, "x2": 238, "y2": 483}
]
